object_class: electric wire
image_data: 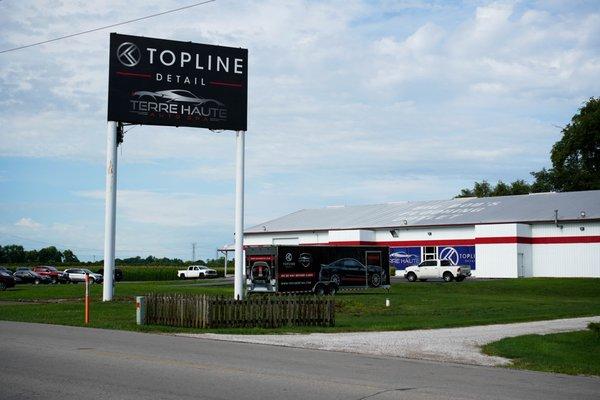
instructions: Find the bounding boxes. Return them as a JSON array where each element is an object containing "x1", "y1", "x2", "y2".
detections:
[{"x1": 0, "y1": 0, "x2": 217, "y2": 54}]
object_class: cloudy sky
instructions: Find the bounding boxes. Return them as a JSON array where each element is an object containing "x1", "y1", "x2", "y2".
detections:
[{"x1": 1, "y1": 0, "x2": 598, "y2": 261}]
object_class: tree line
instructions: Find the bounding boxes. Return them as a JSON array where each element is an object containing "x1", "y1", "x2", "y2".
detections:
[
  {"x1": 0, "y1": 245, "x2": 79, "y2": 264},
  {"x1": 0, "y1": 244, "x2": 232, "y2": 268},
  {"x1": 457, "y1": 97, "x2": 600, "y2": 197}
]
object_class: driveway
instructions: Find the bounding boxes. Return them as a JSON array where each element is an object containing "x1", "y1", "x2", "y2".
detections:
[{"x1": 179, "y1": 315, "x2": 600, "y2": 366}]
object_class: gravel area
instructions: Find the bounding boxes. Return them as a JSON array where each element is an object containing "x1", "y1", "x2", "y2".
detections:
[{"x1": 177, "y1": 316, "x2": 600, "y2": 366}]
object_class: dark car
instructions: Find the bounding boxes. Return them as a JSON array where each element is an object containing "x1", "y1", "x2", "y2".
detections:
[
  {"x1": 319, "y1": 258, "x2": 385, "y2": 288},
  {"x1": 0, "y1": 270, "x2": 16, "y2": 290},
  {"x1": 13, "y1": 270, "x2": 53, "y2": 285},
  {"x1": 97, "y1": 268, "x2": 123, "y2": 282}
]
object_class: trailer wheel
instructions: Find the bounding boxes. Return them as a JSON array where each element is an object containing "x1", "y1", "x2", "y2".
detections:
[
  {"x1": 314, "y1": 284, "x2": 326, "y2": 296},
  {"x1": 370, "y1": 273, "x2": 381, "y2": 288},
  {"x1": 328, "y1": 284, "x2": 338, "y2": 296},
  {"x1": 330, "y1": 274, "x2": 341, "y2": 286}
]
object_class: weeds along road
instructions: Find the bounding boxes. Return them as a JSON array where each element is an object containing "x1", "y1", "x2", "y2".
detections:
[{"x1": 1, "y1": 321, "x2": 599, "y2": 400}]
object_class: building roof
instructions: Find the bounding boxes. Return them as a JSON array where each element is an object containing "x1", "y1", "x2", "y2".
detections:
[{"x1": 246, "y1": 190, "x2": 600, "y2": 233}]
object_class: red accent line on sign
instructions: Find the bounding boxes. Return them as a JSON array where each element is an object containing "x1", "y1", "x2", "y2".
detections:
[
  {"x1": 210, "y1": 81, "x2": 243, "y2": 88},
  {"x1": 117, "y1": 71, "x2": 152, "y2": 78}
]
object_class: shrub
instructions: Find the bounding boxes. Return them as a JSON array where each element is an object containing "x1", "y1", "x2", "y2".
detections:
[{"x1": 589, "y1": 322, "x2": 600, "y2": 338}]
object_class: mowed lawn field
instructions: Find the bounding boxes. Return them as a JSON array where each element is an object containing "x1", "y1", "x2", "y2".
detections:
[
  {"x1": 0, "y1": 278, "x2": 599, "y2": 334},
  {"x1": 483, "y1": 328, "x2": 600, "y2": 376}
]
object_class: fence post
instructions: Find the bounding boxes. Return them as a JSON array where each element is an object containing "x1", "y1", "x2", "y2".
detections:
[{"x1": 136, "y1": 296, "x2": 146, "y2": 325}]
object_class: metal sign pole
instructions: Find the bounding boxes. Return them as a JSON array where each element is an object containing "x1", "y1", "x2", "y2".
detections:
[
  {"x1": 84, "y1": 272, "x2": 90, "y2": 324},
  {"x1": 102, "y1": 121, "x2": 118, "y2": 301},
  {"x1": 234, "y1": 130, "x2": 245, "y2": 300}
]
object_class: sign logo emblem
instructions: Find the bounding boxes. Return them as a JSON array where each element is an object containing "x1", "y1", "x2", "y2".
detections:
[
  {"x1": 439, "y1": 247, "x2": 459, "y2": 265},
  {"x1": 285, "y1": 253, "x2": 293, "y2": 262},
  {"x1": 298, "y1": 253, "x2": 312, "y2": 268},
  {"x1": 117, "y1": 42, "x2": 140, "y2": 67}
]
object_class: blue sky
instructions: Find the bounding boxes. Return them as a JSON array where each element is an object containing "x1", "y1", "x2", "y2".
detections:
[{"x1": 1, "y1": 0, "x2": 599, "y2": 261}]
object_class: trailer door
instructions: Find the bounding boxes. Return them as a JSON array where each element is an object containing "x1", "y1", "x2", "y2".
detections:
[{"x1": 366, "y1": 251, "x2": 383, "y2": 287}]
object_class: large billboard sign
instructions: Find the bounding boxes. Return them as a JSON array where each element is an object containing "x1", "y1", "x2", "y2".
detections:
[
  {"x1": 389, "y1": 247, "x2": 421, "y2": 270},
  {"x1": 107, "y1": 33, "x2": 248, "y2": 131},
  {"x1": 439, "y1": 246, "x2": 476, "y2": 270}
]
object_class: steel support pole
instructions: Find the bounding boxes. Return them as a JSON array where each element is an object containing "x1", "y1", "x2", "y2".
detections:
[
  {"x1": 234, "y1": 130, "x2": 245, "y2": 300},
  {"x1": 102, "y1": 121, "x2": 118, "y2": 301}
]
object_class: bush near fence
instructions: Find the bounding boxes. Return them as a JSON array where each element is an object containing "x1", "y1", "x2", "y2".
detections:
[{"x1": 144, "y1": 293, "x2": 335, "y2": 328}]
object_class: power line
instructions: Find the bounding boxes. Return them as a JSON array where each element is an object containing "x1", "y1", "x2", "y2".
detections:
[{"x1": 0, "y1": 0, "x2": 217, "y2": 54}]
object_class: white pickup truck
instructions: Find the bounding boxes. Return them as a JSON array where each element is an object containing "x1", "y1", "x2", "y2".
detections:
[
  {"x1": 177, "y1": 265, "x2": 218, "y2": 279},
  {"x1": 404, "y1": 259, "x2": 471, "y2": 282}
]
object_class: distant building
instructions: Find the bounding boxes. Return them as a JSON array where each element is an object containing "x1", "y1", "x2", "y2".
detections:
[{"x1": 242, "y1": 190, "x2": 600, "y2": 278}]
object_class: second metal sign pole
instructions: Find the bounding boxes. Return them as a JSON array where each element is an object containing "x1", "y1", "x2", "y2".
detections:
[
  {"x1": 234, "y1": 130, "x2": 245, "y2": 300},
  {"x1": 102, "y1": 121, "x2": 118, "y2": 302}
]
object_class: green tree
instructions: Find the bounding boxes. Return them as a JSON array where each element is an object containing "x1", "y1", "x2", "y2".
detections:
[
  {"x1": 37, "y1": 246, "x2": 63, "y2": 264},
  {"x1": 491, "y1": 181, "x2": 511, "y2": 196},
  {"x1": 473, "y1": 180, "x2": 492, "y2": 197},
  {"x1": 0, "y1": 245, "x2": 26, "y2": 263},
  {"x1": 62, "y1": 249, "x2": 79, "y2": 263},
  {"x1": 457, "y1": 97, "x2": 600, "y2": 197},
  {"x1": 549, "y1": 97, "x2": 600, "y2": 191}
]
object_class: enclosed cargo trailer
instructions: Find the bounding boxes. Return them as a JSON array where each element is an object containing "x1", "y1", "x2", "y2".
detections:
[{"x1": 245, "y1": 245, "x2": 390, "y2": 295}]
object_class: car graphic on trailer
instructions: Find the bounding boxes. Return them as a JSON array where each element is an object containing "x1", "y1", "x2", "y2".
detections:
[
  {"x1": 132, "y1": 89, "x2": 224, "y2": 106},
  {"x1": 319, "y1": 258, "x2": 386, "y2": 288}
]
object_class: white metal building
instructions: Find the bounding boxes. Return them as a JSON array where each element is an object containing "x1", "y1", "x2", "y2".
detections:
[{"x1": 243, "y1": 190, "x2": 600, "y2": 278}]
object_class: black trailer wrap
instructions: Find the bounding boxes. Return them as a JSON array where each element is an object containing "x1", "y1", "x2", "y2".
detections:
[{"x1": 246, "y1": 245, "x2": 390, "y2": 295}]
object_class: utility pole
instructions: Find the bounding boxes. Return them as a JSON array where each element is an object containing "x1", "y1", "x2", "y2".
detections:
[{"x1": 192, "y1": 242, "x2": 197, "y2": 263}]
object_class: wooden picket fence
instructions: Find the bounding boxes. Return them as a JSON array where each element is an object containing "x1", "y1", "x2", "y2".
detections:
[{"x1": 144, "y1": 293, "x2": 335, "y2": 328}]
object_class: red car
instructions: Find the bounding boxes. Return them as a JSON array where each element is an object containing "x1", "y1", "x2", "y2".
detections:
[{"x1": 33, "y1": 266, "x2": 62, "y2": 283}]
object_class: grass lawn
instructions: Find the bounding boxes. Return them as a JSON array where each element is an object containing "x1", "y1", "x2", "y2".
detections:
[
  {"x1": 0, "y1": 278, "x2": 599, "y2": 334},
  {"x1": 482, "y1": 329, "x2": 600, "y2": 376}
]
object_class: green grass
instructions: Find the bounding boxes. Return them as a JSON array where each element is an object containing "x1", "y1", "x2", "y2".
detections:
[
  {"x1": 0, "y1": 278, "x2": 599, "y2": 334},
  {"x1": 482, "y1": 329, "x2": 600, "y2": 376}
]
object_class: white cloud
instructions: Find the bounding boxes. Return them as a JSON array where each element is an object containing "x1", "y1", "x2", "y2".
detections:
[{"x1": 14, "y1": 217, "x2": 42, "y2": 229}]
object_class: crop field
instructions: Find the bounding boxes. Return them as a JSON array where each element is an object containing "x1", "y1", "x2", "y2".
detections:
[{"x1": 0, "y1": 278, "x2": 599, "y2": 334}]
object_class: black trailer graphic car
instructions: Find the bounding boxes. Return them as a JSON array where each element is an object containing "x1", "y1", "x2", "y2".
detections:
[{"x1": 245, "y1": 245, "x2": 390, "y2": 295}]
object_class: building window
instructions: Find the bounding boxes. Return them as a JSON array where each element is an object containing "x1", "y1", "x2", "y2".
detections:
[{"x1": 423, "y1": 246, "x2": 437, "y2": 260}]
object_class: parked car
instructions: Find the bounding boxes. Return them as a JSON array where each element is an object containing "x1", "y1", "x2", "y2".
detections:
[
  {"x1": 63, "y1": 269, "x2": 103, "y2": 284},
  {"x1": 319, "y1": 258, "x2": 386, "y2": 288},
  {"x1": 404, "y1": 259, "x2": 471, "y2": 282},
  {"x1": 16, "y1": 267, "x2": 31, "y2": 271},
  {"x1": 0, "y1": 266, "x2": 13, "y2": 273},
  {"x1": 13, "y1": 270, "x2": 53, "y2": 285},
  {"x1": 97, "y1": 268, "x2": 123, "y2": 282},
  {"x1": 178, "y1": 265, "x2": 218, "y2": 279},
  {"x1": 0, "y1": 270, "x2": 16, "y2": 290},
  {"x1": 33, "y1": 266, "x2": 62, "y2": 283}
]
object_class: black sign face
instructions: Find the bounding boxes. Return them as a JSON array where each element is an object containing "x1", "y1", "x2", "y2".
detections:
[{"x1": 108, "y1": 33, "x2": 247, "y2": 131}]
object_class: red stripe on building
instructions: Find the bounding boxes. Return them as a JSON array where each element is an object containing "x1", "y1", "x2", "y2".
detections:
[{"x1": 309, "y1": 235, "x2": 600, "y2": 246}]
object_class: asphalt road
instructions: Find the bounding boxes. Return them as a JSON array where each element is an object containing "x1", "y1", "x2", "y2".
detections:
[{"x1": 1, "y1": 321, "x2": 599, "y2": 400}]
